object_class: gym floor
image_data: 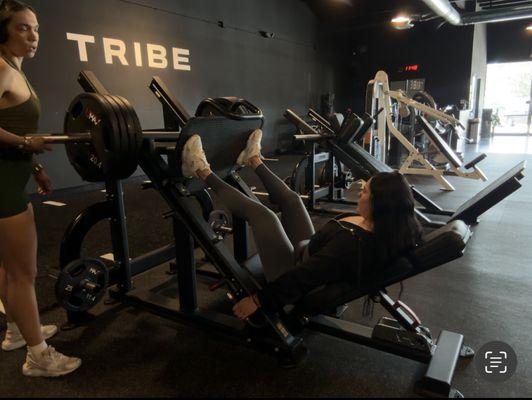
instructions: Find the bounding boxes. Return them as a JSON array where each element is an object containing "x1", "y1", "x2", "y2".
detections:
[{"x1": 0, "y1": 139, "x2": 531, "y2": 397}]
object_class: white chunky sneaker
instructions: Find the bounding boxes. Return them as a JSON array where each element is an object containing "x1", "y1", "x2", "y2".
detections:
[
  {"x1": 22, "y1": 346, "x2": 82, "y2": 377},
  {"x1": 2, "y1": 325, "x2": 58, "y2": 352},
  {"x1": 181, "y1": 135, "x2": 211, "y2": 178},
  {"x1": 237, "y1": 129, "x2": 264, "y2": 167}
]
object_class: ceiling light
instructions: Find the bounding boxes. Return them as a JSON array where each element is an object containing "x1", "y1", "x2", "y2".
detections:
[
  {"x1": 391, "y1": 15, "x2": 414, "y2": 30},
  {"x1": 526, "y1": 24, "x2": 532, "y2": 32}
]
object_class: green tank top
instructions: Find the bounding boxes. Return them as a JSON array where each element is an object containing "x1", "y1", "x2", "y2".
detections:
[{"x1": 0, "y1": 57, "x2": 41, "y2": 161}]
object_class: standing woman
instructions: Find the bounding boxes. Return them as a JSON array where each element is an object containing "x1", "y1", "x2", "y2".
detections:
[{"x1": 0, "y1": 0, "x2": 81, "y2": 377}]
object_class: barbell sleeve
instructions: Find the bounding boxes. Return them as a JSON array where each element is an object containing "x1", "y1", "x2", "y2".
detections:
[{"x1": 29, "y1": 133, "x2": 93, "y2": 143}]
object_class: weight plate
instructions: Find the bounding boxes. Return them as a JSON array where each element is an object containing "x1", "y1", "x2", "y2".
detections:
[
  {"x1": 64, "y1": 93, "x2": 137, "y2": 182},
  {"x1": 318, "y1": 163, "x2": 330, "y2": 188},
  {"x1": 64, "y1": 93, "x2": 115, "y2": 182},
  {"x1": 102, "y1": 94, "x2": 129, "y2": 172},
  {"x1": 64, "y1": 139, "x2": 105, "y2": 182},
  {"x1": 95, "y1": 94, "x2": 125, "y2": 179},
  {"x1": 96, "y1": 95, "x2": 129, "y2": 179},
  {"x1": 115, "y1": 95, "x2": 143, "y2": 164},
  {"x1": 55, "y1": 258, "x2": 109, "y2": 313},
  {"x1": 104, "y1": 94, "x2": 140, "y2": 179},
  {"x1": 113, "y1": 95, "x2": 143, "y2": 174},
  {"x1": 110, "y1": 95, "x2": 133, "y2": 162},
  {"x1": 290, "y1": 157, "x2": 309, "y2": 195}
]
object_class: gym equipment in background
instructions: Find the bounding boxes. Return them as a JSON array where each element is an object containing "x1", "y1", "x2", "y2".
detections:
[
  {"x1": 366, "y1": 70, "x2": 487, "y2": 191},
  {"x1": 284, "y1": 108, "x2": 526, "y2": 227}
]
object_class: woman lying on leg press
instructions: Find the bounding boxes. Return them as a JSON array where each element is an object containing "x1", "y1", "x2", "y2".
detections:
[{"x1": 180, "y1": 130, "x2": 421, "y2": 320}]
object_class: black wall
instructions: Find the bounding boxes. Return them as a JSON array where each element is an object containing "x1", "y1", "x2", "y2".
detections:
[
  {"x1": 487, "y1": 20, "x2": 532, "y2": 63},
  {"x1": 329, "y1": 22, "x2": 476, "y2": 113},
  {"x1": 24, "y1": 0, "x2": 332, "y2": 191}
]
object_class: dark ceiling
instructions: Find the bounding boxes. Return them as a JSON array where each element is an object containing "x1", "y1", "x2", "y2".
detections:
[
  {"x1": 302, "y1": 0, "x2": 532, "y2": 28},
  {"x1": 302, "y1": 0, "x2": 436, "y2": 23},
  {"x1": 300, "y1": 0, "x2": 471, "y2": 32}
]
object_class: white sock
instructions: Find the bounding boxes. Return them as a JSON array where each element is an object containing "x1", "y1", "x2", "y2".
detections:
[
  {"x1": 6, "y1": 322, "x2": 19, "y2": 333},
  {"x1": 29, "y1": 341, "x2": 48, "y2": 359}
]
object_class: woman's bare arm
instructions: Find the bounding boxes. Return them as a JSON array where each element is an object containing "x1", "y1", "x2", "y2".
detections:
[{"x1": 0, "y1": 62, "x2": 25, "y2": 148}]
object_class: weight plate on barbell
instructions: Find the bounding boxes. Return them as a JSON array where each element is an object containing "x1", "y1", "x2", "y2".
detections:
[
  {"x1": 64, "y1": 93, "x2": 138, "y2": 182},
  {"x1": 104, "y1": 94, "x2": 141, "y2": 179},
  {"x1": 55, "y1": 258, "x2": 109, "y2": 313},
  {"x1": 109, "y1": 95, "x2": 138, "y2": 178},
  {"x1": 64, "y1": 139, "x2": 105, "y2": 182},
  {"x1": 64, "y1": 94, "x2": 110, "y2": 182},
  {"x1": 89, "y1": 93, "x2": 123, "y2": 179},
  {"x1": 113, "y1": 95, "x2": 143, "y2": 172},
  {"x1": 123, "y1": 95, "x2": 144, "y2": 156},
  {"x1": 102, "y1": 94, "x2": 129, "y2": 172}
]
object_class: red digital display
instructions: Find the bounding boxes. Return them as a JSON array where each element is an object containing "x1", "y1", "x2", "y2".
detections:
[{"x1": 404, "y1": 64, "x2": 419, "y2": 72}]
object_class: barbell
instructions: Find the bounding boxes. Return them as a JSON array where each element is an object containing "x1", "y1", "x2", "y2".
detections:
[
  {"x1": 27, "y1": 93, "x2": 181, "y2": 182},
  {"x1": 31, "y1": 132, "x2": 179, "y2": 143}
]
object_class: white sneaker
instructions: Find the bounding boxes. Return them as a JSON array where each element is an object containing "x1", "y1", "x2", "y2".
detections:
[
  {"x1": 22, "y1": 346, "x2": 82, "y2": 377},
  {"x1": 181, "y1": 135, "x2": 211, "y2": 178},
  {"x1": 2, "y1": 325, "x2": 58, "y2": 352},
  {"x1": 237, "y1": 129, "x2": 264, "y2": 167}
]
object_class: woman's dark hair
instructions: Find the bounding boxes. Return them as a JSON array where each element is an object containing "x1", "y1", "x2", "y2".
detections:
[
  {"x1": 0, "y1": 0, "x2": 36, "y2": 44},
  {"x1": 369, "y1": 171, "x2": 422, "y2": 261}
]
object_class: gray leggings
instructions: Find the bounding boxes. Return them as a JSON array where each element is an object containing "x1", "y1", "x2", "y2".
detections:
[{"x1": 206, "y1": 164, "x2": 315, "y2": 282}]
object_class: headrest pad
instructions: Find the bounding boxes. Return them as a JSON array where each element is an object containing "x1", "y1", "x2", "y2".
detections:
[{"x1": 413, "y1": 220, "x2": 471, "y2": 271}]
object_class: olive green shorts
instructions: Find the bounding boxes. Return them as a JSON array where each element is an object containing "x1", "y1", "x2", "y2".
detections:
[{"x1": 0, "y1": 158, "x2": 32, "y2": 219}]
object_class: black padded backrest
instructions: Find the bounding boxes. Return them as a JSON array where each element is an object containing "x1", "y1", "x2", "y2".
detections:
[
  {"x1": 196, "y1": 97, "x2": 264, "y2": 123},
  {"x1": 292, "y1": 220, "x2": 471, "y2": 316},
  {"x1": 416, "y1": 115, "x2": 463, "y2": 168},
  {"x1": 352, "y1": 114, "x2": 375, "y2": 143},
  {"x1": 175, "y1": 116, "x2": 263, "y2": 192},
  {"x1": 331, "y1": 141, "x2": 394, "y2": 181},
  {"x1": 336, "y1": 113, "x2": 363, "y2": 144},
  {"x1": 365, "y1": 81, "x2": 376, "y2": 115},
  {"x1": 450, "y1": 161, "x2": 526, "y2": 224},
  {"x1": 291, "y1": 258, "x2": 412, "y2": 317}
]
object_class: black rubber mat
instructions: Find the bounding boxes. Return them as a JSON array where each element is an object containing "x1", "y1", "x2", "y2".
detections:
[{"x1": 1, "y1": 144, "x2": 531, "y2": 397}]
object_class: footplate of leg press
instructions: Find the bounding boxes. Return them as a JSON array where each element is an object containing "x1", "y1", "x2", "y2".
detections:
[{"x1": 415, "y1": 330, "x2": 464, "y2": 397}]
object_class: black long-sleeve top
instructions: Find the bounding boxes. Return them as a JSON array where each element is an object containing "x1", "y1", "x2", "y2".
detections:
[{"x1": 257, "y1": 218, "x2": 379, "y2": 312}]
